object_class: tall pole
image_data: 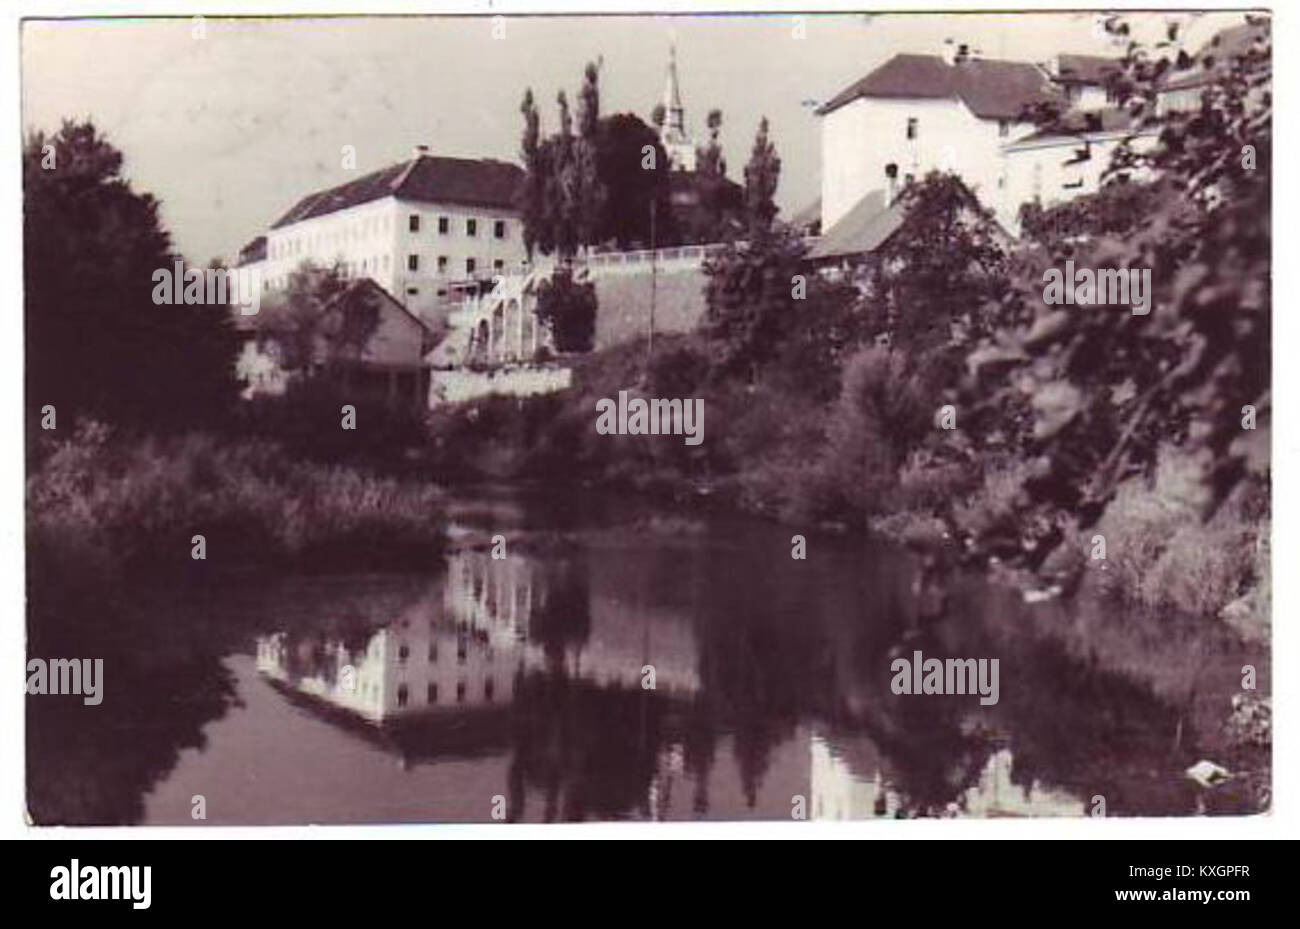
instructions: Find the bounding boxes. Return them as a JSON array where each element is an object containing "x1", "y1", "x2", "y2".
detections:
[{"x1": 647, "y1": 197, "x2": 657, "y2": 374}]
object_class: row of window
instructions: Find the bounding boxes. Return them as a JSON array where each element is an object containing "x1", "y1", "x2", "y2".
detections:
[
  {"x1": 396, "y1": 641, "x2": 494, "y2": 664},
  {"x1": 265, "y1": 255, "x2": 505, "y2": 292},
  {"x1": 268, "y1": 215, "x2": 510, "y2": 263},
  {"x1": 270, "y1": 214, "x2": 395, "y2": 260},
  {"x1": 409, "y1": 215, "x2": 508, "y2": 240},
  {"x1": 405, "y1": 255, "x2": 504, "y2": 276},
  {"x1": 903, "y1": 116, "x2": 1013, "y2": 141},
  {"x1": 394, "y1": 677, "x2": 505, "y2": 707}
]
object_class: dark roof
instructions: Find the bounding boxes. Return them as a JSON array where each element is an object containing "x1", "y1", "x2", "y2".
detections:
[
  {"x1": 1054, "y1": 54, "x2": 1122, "y2": 85},
  {"x1": 807, "y1": 190, "x2": 906, "y2": 261},
  {"x1": 271, "y1": 154, "x2": 524, "y2": 229},
  {"x1": 237, "y1": 235, "x2": 266, "y2": 266},
  {"x1": 1005, "y1": 107, "x2": 1139, "y2": 145},
  {"x1": 817, "y1": 53, "x2": 1063, "y2": 120}
]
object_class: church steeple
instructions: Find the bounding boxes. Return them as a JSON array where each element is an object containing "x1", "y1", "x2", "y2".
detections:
[
  {"x1": 663, "y1": 44, "x2": 685, "y2": 136},
  {"x1": 658, "y1": 44, "x2": 696, "y2": 172}
]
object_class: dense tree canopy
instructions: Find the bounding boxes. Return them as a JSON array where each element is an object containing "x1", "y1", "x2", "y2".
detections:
[
  {"x1": 957, "y1": 17, "x2": 1270, "y2": 561},
  {"x1": 517, "y1": 66, "x2": 676, "y2": 257},
  {"x1": 24, "y1": 120, "x2": 240, "y2": 432}
]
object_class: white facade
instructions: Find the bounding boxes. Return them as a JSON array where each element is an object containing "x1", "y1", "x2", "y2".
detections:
[
  {"x1": 264, "y1": 194, "x2": 526, "y2": 321},
  {"x1": 1001, "y1": 131, "x2": 1134, "y2": 219},
  {"x1": 820, "y1": 94, "x2": 1037, "y2": 233}
]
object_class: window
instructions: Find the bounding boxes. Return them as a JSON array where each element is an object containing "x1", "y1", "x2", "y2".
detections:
[
  {"x1": 427, "y1": 682, "x2": 438, "y2": 704},
  {"x1": 466, "y1": 258, "x2": 477, "y2": 275},
  {"x1": 407, "y1": 254, "x2": 419, "y2": 272},
  {"x1": 406, "y1": 287, "x2": 419, "y2": 297},
  {"x1": 466, "y1": 218, "x2": 478, "y2": 237},
  {"x1": 398, "y1": 644, "x2": 409, "y2": 662},
  {"x1": 906, "y1": 117, "x2": 918, "y2": 140},
  {"x1": 457, "y1": 639, "x2": 467, "y2": 664},
  {"x1": 429, "y1": 642, "x2": 438, "y2": 662},
  {"x1": 494, "y1": 220, "x2": 506, "y2": 239},
  {"x1": 493, "y1": 259, "x2": 504, "y2": 273},
  {"x1": 438, "y1": 216, "x2": 449, "y2": 234},
  {"x1": 484, "y1": 677, "x2": 495, "y2": 702},
  {"x1": 397, "y1": 684, "x2": 409, "y2": 708},
  {"x1": 409, "y1": 214, "x2": 420, "y2": 233},
  {"x1": 437, "y1": 256, "x2": 448, "y2": 274},
  {"x1": 456, "y1": 681, "x2": 466, "y2": 703}
]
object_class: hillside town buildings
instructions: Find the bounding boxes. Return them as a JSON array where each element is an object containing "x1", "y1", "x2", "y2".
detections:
[{"x1": 231, "y1": 21, "x2": 1260, "y2": 406}]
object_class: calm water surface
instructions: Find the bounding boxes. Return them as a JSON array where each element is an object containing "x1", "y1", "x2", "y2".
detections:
[{"x1": 28, "y1": 485, "x2": 1268, "y2": 824}]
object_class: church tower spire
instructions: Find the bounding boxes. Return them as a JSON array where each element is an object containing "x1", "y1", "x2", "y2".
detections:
[
  {"x1": 658, "y1": 44, "x2": 696, "y2": 172},
  {"x1": 663, "y1": 44, "x2": 685, "y2": 136}
]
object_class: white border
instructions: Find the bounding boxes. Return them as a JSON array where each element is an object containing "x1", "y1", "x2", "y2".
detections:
[{"x1": 3, "y1": 0, "x2": 1290, "y2": 842}]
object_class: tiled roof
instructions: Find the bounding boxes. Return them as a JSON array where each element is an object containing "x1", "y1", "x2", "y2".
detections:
[
  {"x1": 1054, "y1": 54, "x2": 1122, "y2": 85},
  {"x1": 271, "y1": 154, "x2": 524, "y2": 229},
  {"x1": 817, "y1": 53, "x2": 1063, "y2": 120}
]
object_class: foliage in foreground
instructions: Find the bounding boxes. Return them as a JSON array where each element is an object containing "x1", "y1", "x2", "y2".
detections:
[{"x1": 28, "y1": 421, "x2": 446, "y2": 579}]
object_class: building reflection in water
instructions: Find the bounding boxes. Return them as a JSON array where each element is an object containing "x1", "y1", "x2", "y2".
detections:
[
  {"x1": 255, "y1": 548, "x2": 701, "y2": 727},
  {"x1": 250, "y1": 546, "x2": 1101, "y2": 821},
  {"x1": 810, "y1": 734, "x2": 1085, "y2": 819}
]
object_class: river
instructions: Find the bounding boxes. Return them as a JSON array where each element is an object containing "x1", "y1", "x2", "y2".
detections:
[{"x1": 26, "y1": 484, "x2": 1269, "y2": 824}]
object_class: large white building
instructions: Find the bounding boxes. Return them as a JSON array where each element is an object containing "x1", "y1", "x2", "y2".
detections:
[
  {"x1": 813, "y1": 20, "x2": 1264, "y2": 251},
  {"x1": 813, "y1": 40, "x2": 1152, "y2": 245},
  {"x1": 262, "y1": 146, "x2": 527, "y2": 322}
]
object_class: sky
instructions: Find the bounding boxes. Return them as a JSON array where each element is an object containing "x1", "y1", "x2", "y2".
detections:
[{"x1": 21, "y1": 11, "x2": 1245, "y2": 264}]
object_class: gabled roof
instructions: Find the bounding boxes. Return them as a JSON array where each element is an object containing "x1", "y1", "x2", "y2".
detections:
[
  {"x1": 1053, "y1": 54, "x2": 1123, "y2": 85},
  {"x1": 271, "y1": 154, "x2": 524, "y2": 229},
  {"x1": 237, "y1": 235, "x2": 266, "y2": 266},
  {"x1": 817, "y1": 53, "x2": 1063, "y2": 120},
  {"x1": 807, "y1": 189, "x2": 906, "y2": 261},
  {"x1": 327, "y1": 277, "x2": 431, "y2": 334},
  {"x1": 809, "y1": 179, "x2": 1011, "y2": 261},
  {"x1": 233, "y1": 277, "x2": 429, "y2": 337},
  {"x1": 787, "y1": 196, "x2": 822, "y2": 231}
]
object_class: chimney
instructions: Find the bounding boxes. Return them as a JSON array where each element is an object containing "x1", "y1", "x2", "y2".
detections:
[
  {"x1": 955, "y1": 43, "x2": 971, "y2": 65},
  {"x1": 412, "y1": 144, "x2": 430, "y2": 159},
  {"x1": 940, "y1": 38, "x2": 957, "y2": 66},
  {"x1": 884, "y1": 163, "x2": 899, "y2": 207}
]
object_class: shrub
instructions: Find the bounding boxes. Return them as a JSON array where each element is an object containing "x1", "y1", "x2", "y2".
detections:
[
  {"x1": 535, "y1": 268, "x2": 597, "y2": 353},
  {"x1": 1083, "y1": 450, "x2": 1266, "y2": 617},
  {"x1": 28, "y1": 421, "x2": 445, "y2": 578}
]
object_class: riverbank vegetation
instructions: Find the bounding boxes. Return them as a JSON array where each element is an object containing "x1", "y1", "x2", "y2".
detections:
[{"x1": 29, "y1": 422, "x2": 446, "y2": 582}]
